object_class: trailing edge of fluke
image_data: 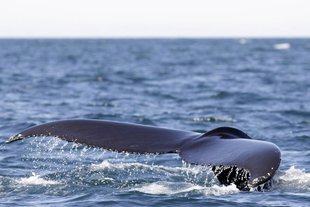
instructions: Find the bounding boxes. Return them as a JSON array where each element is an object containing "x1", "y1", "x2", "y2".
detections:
[{"x1": 6, "y1": 119, "x2": 281, "y2": 189}]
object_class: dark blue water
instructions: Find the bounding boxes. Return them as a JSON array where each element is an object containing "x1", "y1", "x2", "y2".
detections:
[{"x1": 0, "y1": 39, "x2": 309, "y2": 206}]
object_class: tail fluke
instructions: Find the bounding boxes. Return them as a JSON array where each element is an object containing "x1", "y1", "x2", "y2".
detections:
[{"x1": 7, "y1": 119, "x2": 281, "y2": 188}]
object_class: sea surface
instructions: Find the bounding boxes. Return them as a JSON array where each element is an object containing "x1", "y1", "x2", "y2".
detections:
[{"x1": 0, "y1": 39, "x2": 309, "y2": 206}]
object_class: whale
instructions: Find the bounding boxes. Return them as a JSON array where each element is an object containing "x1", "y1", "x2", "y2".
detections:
[{"x1": 6, "y1": 119, "x2": 281, "y2": 189}]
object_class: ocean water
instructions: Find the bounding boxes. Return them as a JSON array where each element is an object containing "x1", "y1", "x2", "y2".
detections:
[{"x1": 0, "y1": 39, "x2": 309, "y2": 206}]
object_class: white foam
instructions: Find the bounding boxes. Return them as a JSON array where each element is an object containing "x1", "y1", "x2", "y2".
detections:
[
  {"x1": 131, "y1": 182, "x2": 184, "y2": 195},
  {"x1": 203, "y1": 184, "x2": 239, "y2": 196},
  {"x1": 130, "y1": 181, "x2": 239, "y2": 196},
  {"x1": 273, "y1": 43, "x2": 290, "y2": 50},
  {"x1": 17, "y1": 173, "x2": 60, "y2": 186},
  {"x1": 273, "y1": 166, "x2": 310, "y2": 192}
]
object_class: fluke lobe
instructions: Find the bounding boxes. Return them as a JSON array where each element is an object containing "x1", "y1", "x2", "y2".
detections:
[{"x1": 7, "y1": 119, "x2": 281, "y2": 189}]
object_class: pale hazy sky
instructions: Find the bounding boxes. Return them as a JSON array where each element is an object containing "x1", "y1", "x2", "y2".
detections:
[{"x1": 0, "y1": 0, "x2": 309, "y2": 37}]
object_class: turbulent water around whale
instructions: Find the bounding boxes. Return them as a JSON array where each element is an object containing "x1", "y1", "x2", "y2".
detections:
[{"x1": 0, "y1": 39, "x2": 309, "y2": 206}]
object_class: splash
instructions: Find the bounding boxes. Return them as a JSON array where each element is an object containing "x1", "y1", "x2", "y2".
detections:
[
  {"x1": 89, "y1": 160, "x2": 217, "y2": 189},
  {"x1": 91, "y1": 161, "x2": 240, "y2": 196},
  {"x1": 90, "y1": 160, "x2": 211, "y2": 177},
  {"x1": 273, "y1": 166, "x2": 310, "y2": 192},
  {"x1": 130, "y1": 181, "x2": 239, "y2": 196},
  {"x1": 17, "y1": 173, "x2": 60, "y2": 186}
]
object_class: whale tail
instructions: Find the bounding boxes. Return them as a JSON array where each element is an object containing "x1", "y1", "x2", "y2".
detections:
[{"x1": 7, "y1": 119, "x2": 281, "y2": 189}]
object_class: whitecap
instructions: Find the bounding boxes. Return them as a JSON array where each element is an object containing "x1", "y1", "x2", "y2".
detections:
[{"x1": 273, "y1": 43, "x2": 290, "y2": 50}]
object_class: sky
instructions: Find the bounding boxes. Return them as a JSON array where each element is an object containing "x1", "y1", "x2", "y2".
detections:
[{"x1": 0, "y1": 0, "x2": 309, "y2": 38}]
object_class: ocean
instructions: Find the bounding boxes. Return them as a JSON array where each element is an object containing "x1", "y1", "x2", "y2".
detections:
[{"x1": 0, "y1": 39, "x2": 309, "y2": 206}]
